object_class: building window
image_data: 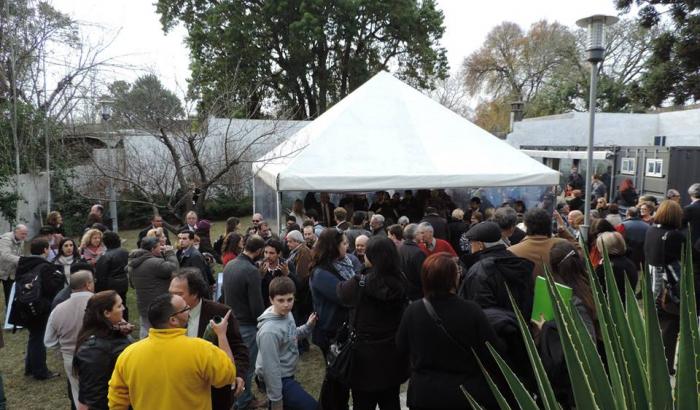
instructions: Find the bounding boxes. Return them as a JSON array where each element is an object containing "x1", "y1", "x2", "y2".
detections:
[
  {"x1": 621, "y1": 158, "x2": 636, "y2": 175},
  {"x1": 645, "y1": 158, "x2": 663, "y2": 177}
]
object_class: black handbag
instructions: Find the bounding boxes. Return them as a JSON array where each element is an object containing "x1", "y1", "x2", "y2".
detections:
[
  {"x1": 326, "y1": 275, "x2": 366, "y2": 384},
  {"x1": 655, "y1": 229, "x2": 682, "y2": 315}
]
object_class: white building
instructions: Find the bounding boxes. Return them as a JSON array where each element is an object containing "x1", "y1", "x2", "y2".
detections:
[
  {"x1": 506, "y1": 106, "x2": 700, "y2": 148},
  {"x1": 505, "y1": 106, "x2": 700, "y2": 204}
]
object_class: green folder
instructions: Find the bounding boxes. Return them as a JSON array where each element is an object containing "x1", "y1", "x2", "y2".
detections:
[{"x1": 531, "y1": 276, "x2": 573, "y2": 321}]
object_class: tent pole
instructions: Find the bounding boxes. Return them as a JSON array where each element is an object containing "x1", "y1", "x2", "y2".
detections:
[
  {"x1": 276, "y1": 191, "x2": 282, "y2": 236},
  {"x1": 252, "y1": 177, "x2": 257, "y2": 215}
]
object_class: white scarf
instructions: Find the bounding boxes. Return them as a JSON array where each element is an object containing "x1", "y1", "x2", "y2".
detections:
[{"x1": 56, "y1": 255, "x2": 74, "y2": 283}]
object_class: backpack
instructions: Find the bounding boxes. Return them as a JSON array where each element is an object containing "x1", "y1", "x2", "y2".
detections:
[{"x1": 9, "y1": 269, "x2": 50, "y2": 326}]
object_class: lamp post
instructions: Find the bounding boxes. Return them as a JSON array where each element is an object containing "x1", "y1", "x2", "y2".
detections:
[
  {"x1": 99, "y1": 99, "x2": 118, "y2": 232},
  {"x1": 576, "y1": 14, "x2": 618, "y2": 242}
]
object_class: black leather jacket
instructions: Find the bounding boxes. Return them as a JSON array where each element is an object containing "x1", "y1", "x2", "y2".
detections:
[
  {"x1": 74, "y1": 332, "x2": 132, "y2": 410},
  {"x1": 95, "y1": 247, "x2": 129, "y2": 294},
  {"x1": 459, "y1": 245, "x2": 535, "y2": 319}
]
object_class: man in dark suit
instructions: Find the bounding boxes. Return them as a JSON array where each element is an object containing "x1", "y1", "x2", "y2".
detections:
[
  {"x1": 136, "y1": 214, "x2": 171, "y2": 248},
  {"x1": 399, "y1": 224, "x2": 427, "y2": 301},
  {"x1": 177, "y1": 229, "x2": 213, "y2": 287},
  {"x1": 222, "y1": 235, "x2": 267, "y2": 410},
  {"x1": 169, "y1": 268, "x2": 250, "y2": 410},
  {"x1": 318, "y1": 192, "x2": 336, "y2": 228},
  {"x1": 420, "y1": 206, "x2": 449, "y2": 240}
]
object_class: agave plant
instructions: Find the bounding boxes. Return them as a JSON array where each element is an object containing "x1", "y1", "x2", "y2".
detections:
[{"x1": 464, "y1": 236, "x2": 700, "y2": 409}]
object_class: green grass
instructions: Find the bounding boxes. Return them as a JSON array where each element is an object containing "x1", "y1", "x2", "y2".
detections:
[{"x1": 0, "y1": 219, "x2": 327, "y2": 409}]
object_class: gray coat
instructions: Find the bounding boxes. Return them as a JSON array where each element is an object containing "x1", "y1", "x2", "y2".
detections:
[
  {"x1": 128, "y1": 249, "x2": 179, "y2": 316},
  {"x1": 0, "y1": 231, "x2": 23, "y2": 280}
]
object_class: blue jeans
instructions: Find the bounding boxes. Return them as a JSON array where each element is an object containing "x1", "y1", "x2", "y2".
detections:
[
  {"x1": 236, "y1": 324, "x2": 258, "y2": 409},
  {"x1": 25, "y1": 317, "x2": 50, "y2": 378},
  {"x1": 270, "y1": 377, "x2": 317, "y2": 410}
]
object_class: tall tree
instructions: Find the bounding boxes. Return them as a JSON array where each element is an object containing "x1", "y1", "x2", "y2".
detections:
[
  {"x1": 466, "y1": 18, "x2": 656, "y2": 132},
  {"x1": 79, "y1": 74, "x2": 295, "y2": 221},
  {"x1": 156, "y1": 0, "x2": 449, "y2": 119},
  {"x1": 528, "y1": 18, "x2": 658, "y2": 115},
  {"x1": 616, "y1": 0, "x2": 700, "y2": 105},
  {"x1": 0, "y1": 0, "x2": 114, "y2": 223},
  {"x1": 428, "y1": 70, "x2": 471, "y2": 118},
  {"x1": 463, "y1": 20, "x2": 577, "y2": 103},
  {"x1": 472, "y1": 97, "x2": 511, "y2": 136}
]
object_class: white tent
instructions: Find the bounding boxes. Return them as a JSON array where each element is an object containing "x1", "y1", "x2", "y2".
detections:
[{"x1": 253, "y1": 71, "x2": 559, "y2": 191}]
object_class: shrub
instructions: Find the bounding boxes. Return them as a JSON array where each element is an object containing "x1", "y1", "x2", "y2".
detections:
[
  {"x1": 466, "y1": 237, "x2": 699, "y2": 410},
  {"x1": 204, "y1": 195, "x2": 252, "y2": 220}
]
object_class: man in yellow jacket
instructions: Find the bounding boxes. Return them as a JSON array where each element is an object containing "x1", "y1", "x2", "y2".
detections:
[{"x1": 108, "y1": 293, "x2": 236, "y2": 410}]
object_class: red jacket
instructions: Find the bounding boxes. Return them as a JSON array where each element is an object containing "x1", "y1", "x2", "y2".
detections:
[{"x1": 419, "y1": 239, "x2": 457, "y2": 257}]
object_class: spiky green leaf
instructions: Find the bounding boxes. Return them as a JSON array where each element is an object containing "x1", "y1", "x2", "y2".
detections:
[{"x1": 640, "y1": 267, "x2": 674, "y2": 409}]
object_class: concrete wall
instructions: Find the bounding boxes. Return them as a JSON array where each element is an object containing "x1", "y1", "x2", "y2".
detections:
[
  {"x1": 0, "y1": 173, "x2": 49, "y2": 236},
  {"x1": 659, "y1": 109, "x2": 700, "y2": 146},
  {"x1": 507, "y1": 108, "x2": 700, "y2": 148}
]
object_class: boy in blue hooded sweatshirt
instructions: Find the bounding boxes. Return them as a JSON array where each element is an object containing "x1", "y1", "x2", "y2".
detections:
[{"x1": 256, "y1": 276, "x2": 318, "y2": 410}]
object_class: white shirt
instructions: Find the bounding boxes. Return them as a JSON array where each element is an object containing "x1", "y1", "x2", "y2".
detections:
[{"x1": 187, "y1": 299, "x2": 203, "y2": 337}]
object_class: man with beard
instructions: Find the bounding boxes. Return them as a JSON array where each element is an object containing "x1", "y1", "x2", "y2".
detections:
[
  {"x1": 108, "y1": 294, "x2": 236, "y2": 410},
  {"x1": 302, "y1": 225, "x2": 317, "y2": 249}
]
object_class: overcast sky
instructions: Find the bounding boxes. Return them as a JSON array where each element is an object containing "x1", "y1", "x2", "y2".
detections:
[{"x1": 50, "y1": 0, "x2": 623, "y2": 95}]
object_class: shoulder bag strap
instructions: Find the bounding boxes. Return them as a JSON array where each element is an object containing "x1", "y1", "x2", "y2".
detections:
[
  {"x1": 348, "y1": 275, "x2": 366, "y2": 333},
  {"x1": 660, "y1": 230, "x2": 680, "y2": 283},
  {"x1": 422, "y1": 297, "x2": 471, "y2": 356}
]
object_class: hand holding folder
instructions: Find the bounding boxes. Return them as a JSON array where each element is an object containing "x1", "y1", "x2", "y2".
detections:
[{"x1": 531, "y1": 276, "x2": 573, "y2": 322}]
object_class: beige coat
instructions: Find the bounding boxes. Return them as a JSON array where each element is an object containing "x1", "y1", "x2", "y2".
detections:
[
  {"x1": 0, "y1": 231, "x2": 23, "y2": 280},
  {"x1": 509, "y1": 235, "x2": 570, "y2": 279}
]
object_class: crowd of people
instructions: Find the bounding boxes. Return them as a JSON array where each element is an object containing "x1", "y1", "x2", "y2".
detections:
[{"x1": 0, "y1": 182, "x2": 698, "y2": 410}]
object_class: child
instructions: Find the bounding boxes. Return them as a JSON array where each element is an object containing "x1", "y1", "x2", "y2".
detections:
[{"x1": 256, "y1": 277, "x2": 318, "y2": 410}]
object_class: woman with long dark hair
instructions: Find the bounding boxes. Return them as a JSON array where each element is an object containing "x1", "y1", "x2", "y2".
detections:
[
  {"x1": 549, "y1": 242, "x2": 597, "y2": 339},
  {"x1": 221, "y1": 232, "x2": 243, "y2": 266},
  {"x1": 397, "y1": 253, "x2": 499, "y2": 409},
  {"x1": 53, "y1": 237, "x2": 80, "y2": 285},
  {"x1": 73, "y1": 291, "x2": 133, "y2": 410},
  {"x1": 544, "y1": 242, "x2": 598, "y2": 407},
  {"x1": 644, "y1": 200, "x2": 685, "y2": 375},
  {"x1": 213, "y1": 217, "x2": 240, "y2": 256},
  {"x1": 310, "y1": 228, "x2": 361, "y2": 410},
  {"x1": 337, "y1": 236, "x2": 409, "y2": 409}
]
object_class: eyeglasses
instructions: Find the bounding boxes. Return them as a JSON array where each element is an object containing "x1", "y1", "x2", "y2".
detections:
[
  {"x1": 170, "y1": 305, "x2": 191, "y2": 317},
  {"x1": 252, "y1": 219, "x2": 261, "y2": 223}
]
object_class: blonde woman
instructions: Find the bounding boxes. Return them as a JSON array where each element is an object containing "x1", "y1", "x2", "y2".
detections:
[
  {"x1": 80, "y1": 228, "x2": 106, "y2": 266},
  {"x1": 146, "y1": 227, "x2": 164, "y2": 245},
  {"x1": 594, "y1": 231, "x2": 638, "y2": 302}
]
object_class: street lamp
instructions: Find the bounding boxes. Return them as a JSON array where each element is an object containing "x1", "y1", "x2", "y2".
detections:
[
  {"x1": 98, "y1": 99, "x2": 118, "y2": 232},
  {"x1": 576, "y1": 14, "x2": 618, "y2": 241},
  {"x1": 100, "y1": 100, "x2": 112, "y2": 122}
]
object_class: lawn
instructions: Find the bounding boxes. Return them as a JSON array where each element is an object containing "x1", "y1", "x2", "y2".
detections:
[{"x1": 0, "y1": 219, "x2": 327, "y2": 409}]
